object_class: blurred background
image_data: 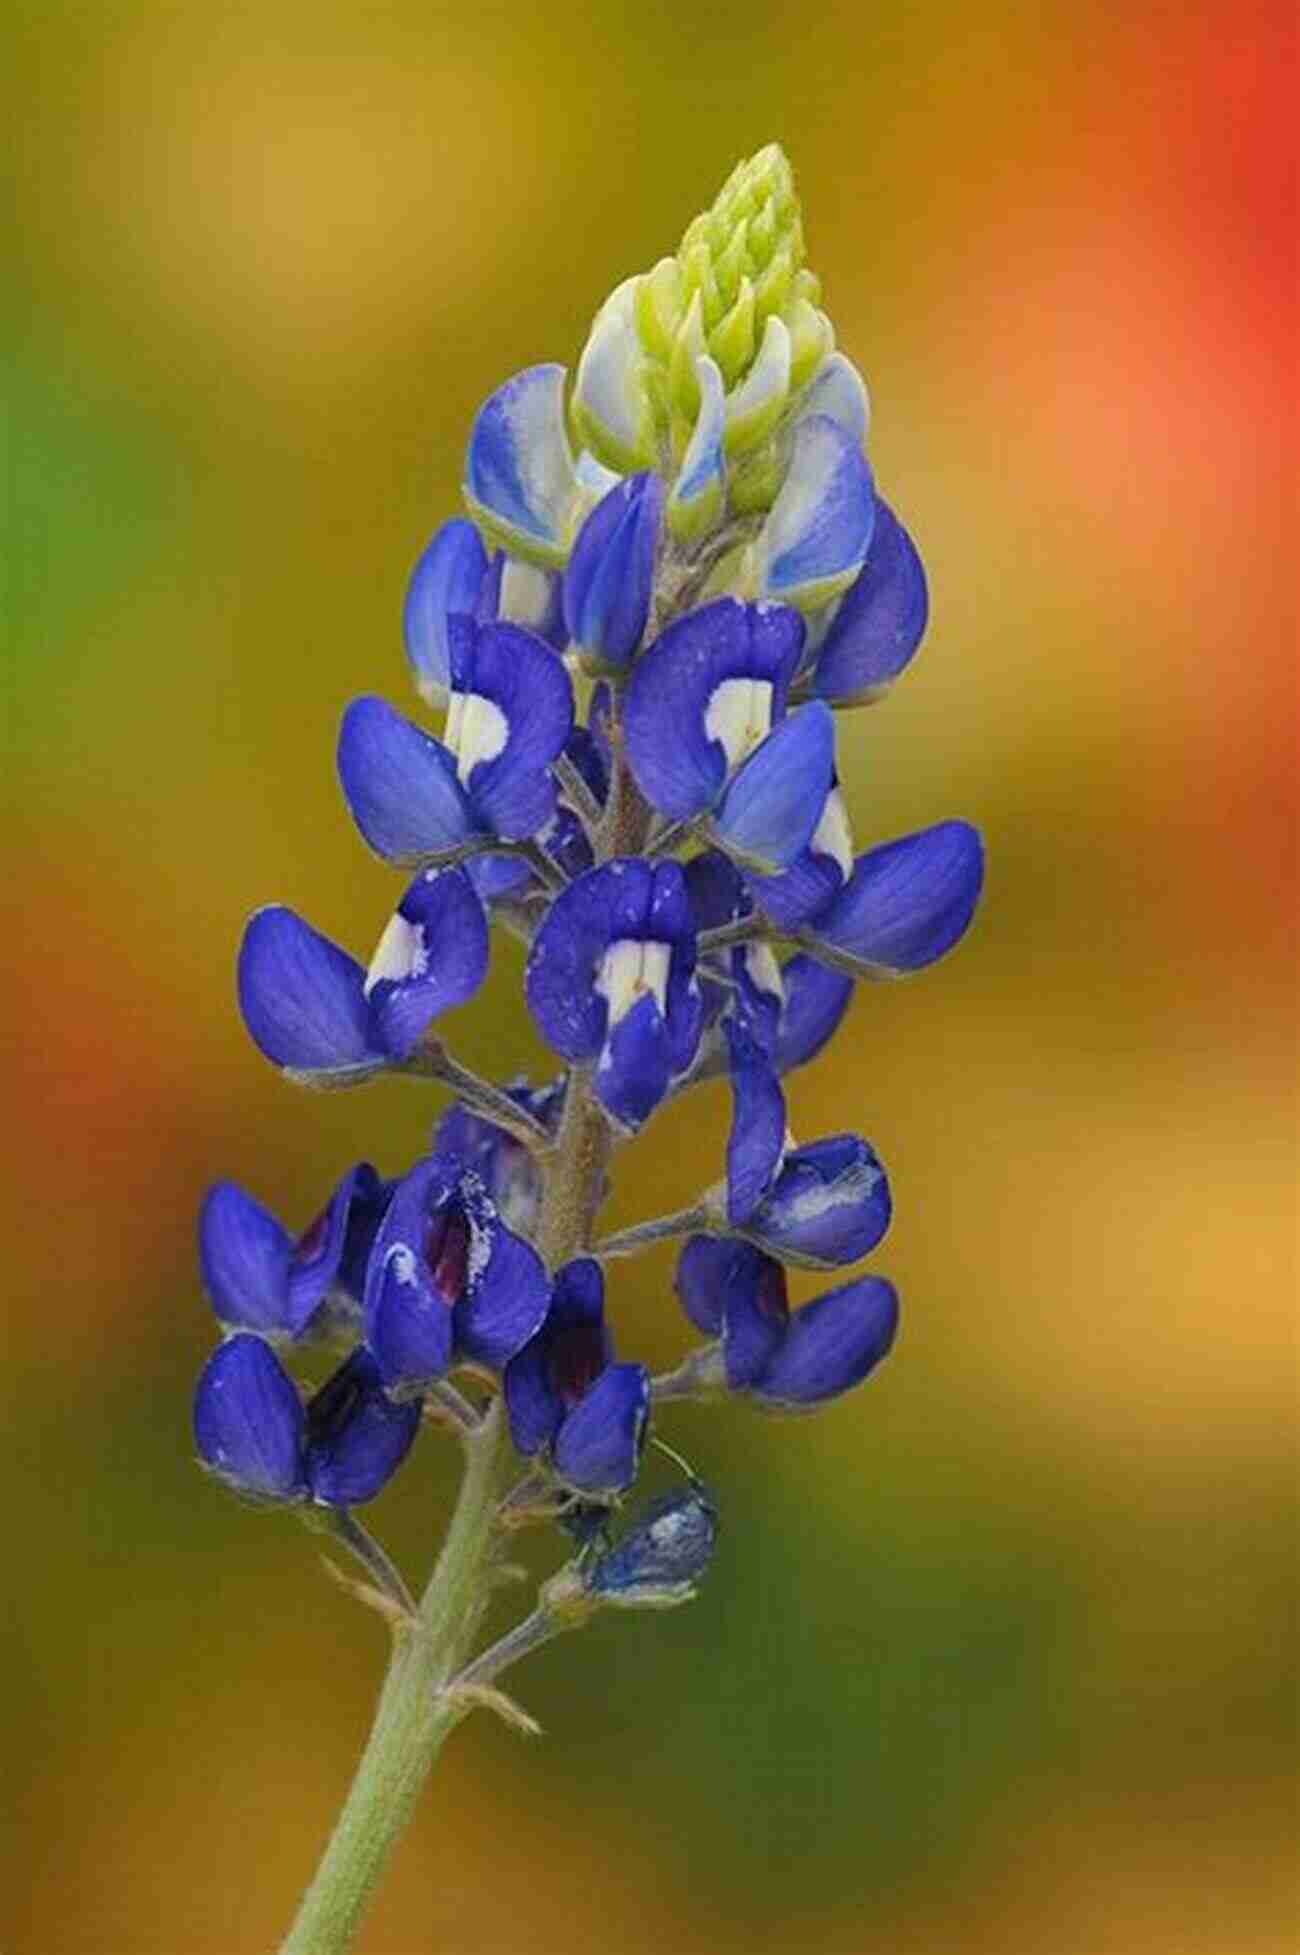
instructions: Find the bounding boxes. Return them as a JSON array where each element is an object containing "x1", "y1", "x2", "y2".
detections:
[{"x1": 3, "y1": 1, "x2": 1294, "y2": 1950}]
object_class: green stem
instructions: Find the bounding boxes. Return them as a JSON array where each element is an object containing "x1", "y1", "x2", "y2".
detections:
[{"x1": 278, "y1": 1404, "x2": 512, "y2": 1955}]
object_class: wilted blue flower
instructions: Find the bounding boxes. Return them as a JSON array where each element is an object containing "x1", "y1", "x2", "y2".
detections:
[{"x1": 586, "y1": 1484, "x2": 718, "y2": 1603}]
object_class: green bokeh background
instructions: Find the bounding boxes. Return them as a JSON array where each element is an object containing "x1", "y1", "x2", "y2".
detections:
[{"x1": 4, "y1": 4, "x2": 1294, "y2": 1951}]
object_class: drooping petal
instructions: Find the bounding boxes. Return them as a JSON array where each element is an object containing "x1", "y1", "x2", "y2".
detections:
[
  {"x1": 238, "y1": 908, "x2": 378, "y2": 1083},
  {"x1": 773, "y1": 954, "x2": 853, "y2": 1073},
  {"x1": 724, "y1": 1021, "x2": 787, "y2": 1225},
  {"x1": 564, "y1": 471, "x2": 663, "y2": 670},
  {"x1": 794, "y1": 351, "x2": 871, "y2": 448},
  {"x1": 750, "y1": 1276, "x2": 899, "y2": 1408},
  {"x1": 364, "y1": 869, "x2": 490, "y2": 1061},
  {"x1": 712, "y1": 701, "x2": 836, "y2": 873},
  {"x1": 623, "y1": 599, "x2": 805, "y2": 822},
  {"x1": 675, "y1": 1233, "x2": 740, "y2": 1336},
  {"x1": 284, "y1": 1161, "x2": 380, "y2": 1330},
  {"x1": 744, "y1": 1135, "x2": 891, "y2": 1269},
  {"x1": 758, "y1": 415, "x2": 876, "y2": 610},
  {"x1": 337, "y1": 696, "x2": 475, "y2": 865},
  {"x1": 587, "y1": 1485, "x2": 719, "y2": 1603},
  {"x1": 463, "y1": 364, "x2": 580, "y2": 567},
  {"x1": 811, "y1": 500, "x2": 928, "y2": 707},
  {"x1": 668, "y1": 357, "x2": 726, "y2": 543},
  {"x1": 304, "y1": 1347, "x2": 422, "y2": 1505},
  {"x1": 674, "y1": 1235, "x2": 788, "y2": 1389},
  {"x1": 452, "y1": 1179, "x2": 550, "y2": 1370},
  {"x1": 193, "y1": 1333, "x2": 306, "y2": 1501},
  {"x1": 810, "y1": 821, "x2": 984, "y2": 975},
  {"x1": 447, "y1": 616, "x2": 574, "y2": 839},
  {"x1": 403, "y1": 519, "x2": 490, "y2": 707},
  {"x1": 571, "y1": 279, "x2": 659, "y2": 474},
  {"x1": 552, "y1": 1362, "x2": 650, "y2": 1495},
  {"x1": 198, "y1": 1182, "x2": 293, "y2": 1335}
]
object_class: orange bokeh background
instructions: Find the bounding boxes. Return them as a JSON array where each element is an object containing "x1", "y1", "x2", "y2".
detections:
[{"x1": 4, "y1": 3, "x2": 1294, "y2": 1951}]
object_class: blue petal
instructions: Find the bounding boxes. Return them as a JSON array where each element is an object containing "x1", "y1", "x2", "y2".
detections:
[
  {"x1": 773, "y1": 955, "x2": 853, "y2": 1073},
  {"x1": 724, "y1": 1021, "x2": 787, "y2": 1225},
  {"x1": 760, "y1": 416, "x2": 876, "y2": 610},
  {"x1": 525, "y1": 860, "x2": 638, "y2": 1062},
  {"x1": 238, "y1": 907, "x2": 378, "y2": 1082},
  {"x1": 403, "y1": 519, "x2": 490, "y2": 707},
  {"x1": 587, "y1": 1485, "x2": 718, "y2": 1599},
  {"x1": 452, "y1": 1181, "x2": 551, "y2": 1370},
  {"x1": 503, "y1": 1337, "x2": 561, "y2": 1456},
  {"x1": 364, "y1": 868, "x2": 490, "y2": 1060},
  {"x1": 304, "y1": 1347, "x2": 422, "y2": 1505},
  {"x1": 285, "y1": 1162, "x2": 376, "y2": 1330},
  {"x1": 362, "y1": 1156, "x2": 462, "y2": 1389},
  {"x1": 750, "y1": 1276, "x2": 899, "y2": 1408},
  {"x1": 812, "y1": 500, "x2": 928, "y2": 706},
  {"x1": 597, "y1": 988, "x2": 672, "y2": 1132},
  {"x1": 552, "y1": 1362, "x2": 650, "y2": 1494},
  {"x1": 193, "y1": 1333, "x2": 306, "y2": 1500},
  {"x1": 684, "y1": 849, "x2": 750, "y2": 932},
  {"x1": 812, "y1": 821, "x2": 984, "y2": 974},
  {"x1": 466, "y1": 852, "x2": 534, "y2": 905},
  {"x1": 198, "y1": 1182, "x2": 293, "y2": 1335},
  {"x1": 746, "y1": 1135, "x2": 891, "y2": 1268},
  {"x1": 463, "y1": 364, "x2": 579, "y2": 567},
  {"x1": 623, "y1": 599, "x2": 805, "y2": 822},
  {"x1": 448, "y1": 617, "x2": 573, "y2": 840},
  {"x1": 674, "y1": 1235, "x2": 788, "y2": 1389},
  {"x1": 713, "y1": 701, "x2": 836, "y2": 873},
  {"x1": 338, "y1": 696, "x2": 475, "y2": 864},
  {"x1": 563, "y1": 471, "x2": 662, "y2": 670}
]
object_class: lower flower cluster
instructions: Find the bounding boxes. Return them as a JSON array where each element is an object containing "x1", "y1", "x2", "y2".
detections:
[{"x1": 193, "y1": 147, "x2": 985, "y2": 1595}]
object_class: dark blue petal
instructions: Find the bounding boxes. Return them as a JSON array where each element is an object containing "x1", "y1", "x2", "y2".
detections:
[
  {"x1": 713, "y1": 702, "x2": 836, "y2": 872},
  {"x1": 597, "y1": 988, "x2": 672, "y2": 1132},
  {"x1": 773, "y1": 955, "x2": 853, "y2": 1073},
  {"x1": 750, "y1": 1276, "x2": 899, "y2": 1407},
  {"x1": 198, "y1": 1182, "x2": 293, "y2": 1335},
  {"x1": 724, "y1": 1021, "x2": 787, "y2": 1225},
  {"x1": 562, "y1": 725, "x2": 611, "y2": 811},
  {"x1": 403, "y1": 519, "x2": 490, "y2": 706},
  {"x1": 363, "y1": 1156, "x2": 462, "y2": 1389},
  {"x1": 193, "y1": 1333, "x2": 306, "y2": 1500},
  {"x1": 813, "y1": 821, "x2": 984, "y2": 974},
  {"x1": 452, "y1": 1181, "x2": 551, "y2": 1370},
  {"x1": 238, "y1": 908, "x2": 377, "y2": 1081},
  {"x1": 729, "y1": 942, "x2": 785, "y2": 1053},
  {"x1": 503, "y1": 1338, "x2": 561, "y2": 1456},
  {"x1": 623, "y1": 599, "x2": 804, "y2": 822},
  {"x1": 587, "y1": 1485, "x2": 718, "y2": 1599},
  {"x1": 684, "y1": 849, "x2": 750, "y2": 931},
  {"x1": 563, "y1": 471, "x2": 662, "y2": 669},
  {"x1": 746, "y1": 1135, "x2": 891, "y2": 1268},
  {"x1": 304, "y1": 1347, "x2": 422, "y2": 1505},
  {"x1": 812, "y1": 501, "x2": 928, "y2": 706},
  {"x1": 467, "y1": 852, "x2": 534, "y2": 905},
  {"x1": 552, "y1": 1362, "x2": 650, "y2": 1495},
  {"x1": 448, "y1": 616, "x2": 574, "y2": 840},
  {"x1": 674, "y1": 1235, "x2": 787, "y2": 1389},
  {"x1": 285, "y1": 1162, "x2": 376, "y2": 1329},
  {"x1": 744, "y1": 781, "x2": 854, "y2": 929},
  {"x1": 364, "y1": 869, "x2": 490, "y2": 1061},
  {"x1": 337, "y1": 696, "x2": 475, "y2": 864}
]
